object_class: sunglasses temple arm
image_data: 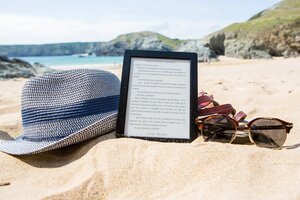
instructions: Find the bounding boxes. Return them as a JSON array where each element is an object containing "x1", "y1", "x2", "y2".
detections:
[{"x1": 287, "y1": 123, "x2": 293, "y2": 133}]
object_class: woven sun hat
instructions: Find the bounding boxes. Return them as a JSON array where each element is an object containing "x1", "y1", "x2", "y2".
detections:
[{"x1": 0, "y1": 69, "x2": 120, "y2": 155}]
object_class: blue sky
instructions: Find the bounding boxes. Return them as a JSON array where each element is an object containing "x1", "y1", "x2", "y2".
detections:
[{"x1": 0, "y1": 0, "x2": 281, "y2": 44}]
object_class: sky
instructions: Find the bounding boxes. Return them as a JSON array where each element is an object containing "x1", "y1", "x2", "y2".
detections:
[{"x1": 0, "y1": 0, "x2": 281, "y2": 45}]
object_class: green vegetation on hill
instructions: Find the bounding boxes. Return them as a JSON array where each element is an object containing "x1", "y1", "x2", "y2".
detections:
[
  {"x1": 112, "y1": 31, "x2": 183, "y2": 49},
  {"x1": 156, "y1": 34, "x2": 182, "y2": 49},
  {"x1": 223, "y1": 0, "x2": 300, "y2": 34},
  {"x1": 249, "y1": 0, "x2": 300, "y2": 20},
  {"x1": 94, "y1": 31, "x2": 184, "y2": 56},
  {"x1": 206, "y1": 0, "x2": 300, "y2": 58}
]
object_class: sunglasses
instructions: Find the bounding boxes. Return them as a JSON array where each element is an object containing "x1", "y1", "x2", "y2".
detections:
[{"x1": 195, "y1": 115, "x2": 293, "y2": 148}]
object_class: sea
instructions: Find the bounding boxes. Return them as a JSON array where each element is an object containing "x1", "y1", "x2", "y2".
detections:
[{"x1": 14, "y1": 55, "x2": 123, "y2": 69}]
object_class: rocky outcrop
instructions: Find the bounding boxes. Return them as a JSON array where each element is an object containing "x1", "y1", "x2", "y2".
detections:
[
  {"x1": 96, "y1": 32, "x2": 218, "y2": 62},
  {"x1": 207, "y1": 35, "x2": 272, "y2": 59},
  {"x1": 95, "y1": 31, "x2": 181, "y2": 56},
  {"x1": 0, "y1": 56, "x2": 54, "y2": 79},
  {"x1": 0, "y1": 55, "x2": 10, "y2": 62},
  {"x1": 204, "y1": 0, "x2": 300, "y2": 59},
  {"x1": 176, "y1": 40, "x2": 217, "y2": 61}
]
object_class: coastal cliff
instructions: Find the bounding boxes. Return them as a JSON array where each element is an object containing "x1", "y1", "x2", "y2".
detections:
[
  {"x1": 0, "y1": 42, "x2": 100, "y2": 57},
  {"x1": 204, "y1": 0, "x2": 300, "y2": 58},
  {"x1": 95, "y1": 31, "x2": 180, "y2": 56}
]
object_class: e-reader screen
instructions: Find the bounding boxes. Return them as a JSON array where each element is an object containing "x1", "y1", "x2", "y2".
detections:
[{"x1": 124, "y1": 57, "x2": 190, "y2": 139}]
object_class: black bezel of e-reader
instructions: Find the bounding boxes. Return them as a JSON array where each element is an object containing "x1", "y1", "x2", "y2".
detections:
[{"x1": 116, "y1": 50, "x2": 198, "y2": 142}]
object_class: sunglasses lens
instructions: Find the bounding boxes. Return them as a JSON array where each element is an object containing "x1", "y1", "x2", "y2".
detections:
[
  {"x1": 202, "y1": 117, "x2": 236, "y2": 143},
  {"x1": 249, "y1": 119, "x2": 287, "y2": 148}
]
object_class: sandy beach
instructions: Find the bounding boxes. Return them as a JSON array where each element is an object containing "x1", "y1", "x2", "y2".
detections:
[{"x1": 0, "y1": 56, "x2": 300, "y2": 199}]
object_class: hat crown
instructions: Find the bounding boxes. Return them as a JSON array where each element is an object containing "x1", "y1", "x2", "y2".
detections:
[{"x1": 20, "y1": 69, "x2": 120, "y2": 141}]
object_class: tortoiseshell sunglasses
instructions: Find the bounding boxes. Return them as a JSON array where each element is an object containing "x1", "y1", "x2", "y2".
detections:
[{"x1": 195, "y1": 115, "x2": 293, "y2": 148}]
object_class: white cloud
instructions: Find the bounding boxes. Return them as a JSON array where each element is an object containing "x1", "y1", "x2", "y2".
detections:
[{"x1": 0, "y1": 14, "x2": 232, "y2": 44}]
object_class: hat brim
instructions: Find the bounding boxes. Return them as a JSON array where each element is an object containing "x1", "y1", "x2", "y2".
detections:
[{"x1": 0, "y1": 112, "x2": 117, "y2": 155}]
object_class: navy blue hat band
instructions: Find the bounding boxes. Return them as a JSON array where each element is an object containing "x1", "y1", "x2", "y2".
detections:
[{"x1": 22, "y1": 95, "x2": 119, "y2": 126}]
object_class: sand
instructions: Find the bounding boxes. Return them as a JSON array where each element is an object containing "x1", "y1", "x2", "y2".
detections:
[{"x1": 0, "y1": 56, "x2": 300, "y2": 199}]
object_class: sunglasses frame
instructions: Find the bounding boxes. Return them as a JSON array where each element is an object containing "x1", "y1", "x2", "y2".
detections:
[{"x1": 195, "y1": 115, "x2": 293, "y2": 148}]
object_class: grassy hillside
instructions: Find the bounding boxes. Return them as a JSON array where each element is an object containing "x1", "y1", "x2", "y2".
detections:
[
  {"x1": 205, "y1": 0, "x2": 300, "y2": 58},
  {"x1": 112, "y1": 31, "x2": 183, "y2": 49},
  {"x1": 94, "y1": 31, "x2": 184, "y2": 56},
  {"x1": 224, "y1": 0, "x2": 300, "y2": 34}
]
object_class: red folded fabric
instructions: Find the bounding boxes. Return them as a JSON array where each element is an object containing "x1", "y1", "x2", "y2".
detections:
[{"x1": 198, "y1": 91, "x2": 247, "y2": 122}]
